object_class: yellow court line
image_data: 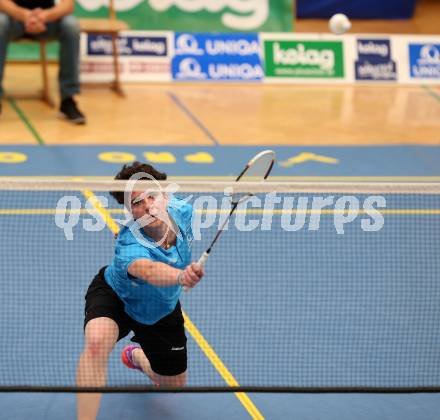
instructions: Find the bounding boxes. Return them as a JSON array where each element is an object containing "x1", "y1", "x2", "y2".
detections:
[
  {"x1": 1, "y1": 208, "x2": 440, "y2": 216},
  {"x1": 80, "y1": 189, "x2": 264, "y2": 420},
  {"x1": 183, "y1": 314, "x2": 263, "y2": 420},
  {"x1": 82, "y1": 190, "x2": 120, "y2": 233}
]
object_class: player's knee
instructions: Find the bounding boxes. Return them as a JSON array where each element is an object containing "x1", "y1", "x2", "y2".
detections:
[
  {"x1": 59, "y1": 15, "x2": 80, "y2": 38},
  {"x1": 85, "y1": 332, "x2": 114, "y2": 359}
]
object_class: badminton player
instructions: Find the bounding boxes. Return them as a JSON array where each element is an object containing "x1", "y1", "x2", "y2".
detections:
[{"x1": 76, "y1": 161, "x2": 204, "y2": 420}]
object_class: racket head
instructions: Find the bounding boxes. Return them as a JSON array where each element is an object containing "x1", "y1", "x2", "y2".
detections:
[
  {"x1": 189, "y1": 150, "x2": 276, "y2": 291},
  {"x1": 232, "y1": 150, "x2": 276, "y2": 204}
]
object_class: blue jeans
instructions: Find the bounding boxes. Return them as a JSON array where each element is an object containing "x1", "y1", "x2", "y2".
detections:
[{"x1": 0, "y1": 13, "x2": 80, "y2": 100}]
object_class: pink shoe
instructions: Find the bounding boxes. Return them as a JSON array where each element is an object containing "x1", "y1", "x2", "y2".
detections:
[{"x1": 121, "y1": 345, "x2": 143, "y2": 372}]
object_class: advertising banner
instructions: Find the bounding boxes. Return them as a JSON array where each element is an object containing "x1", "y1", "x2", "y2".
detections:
[
  {"x1": 355, "y1": 39, "x2": 397, "y2": 81},
  {"x1": 74, "y1": 0, "x2": 293, "y2": 32},
  {"x1": 80, "y1": 31, "x2": 172, "y2": 82},
  {"x1": 263, "y1": 37, "x2": 344, "y2": 80},
  {"x1": 172, "y1": 32, "x2": 263, "y2": 81},
  {"x1": 409, "y1": 43, "x2": 440, "y2": 79}
]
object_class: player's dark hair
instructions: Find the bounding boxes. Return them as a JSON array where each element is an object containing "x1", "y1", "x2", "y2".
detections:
[{"x1": 110, "y1": 161, "x2": 167, "y2": 205}]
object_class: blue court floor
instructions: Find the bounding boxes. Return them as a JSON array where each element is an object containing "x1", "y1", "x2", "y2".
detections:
[{"x1": 0, "y1": 145, "x2": 439, "y2": 419}]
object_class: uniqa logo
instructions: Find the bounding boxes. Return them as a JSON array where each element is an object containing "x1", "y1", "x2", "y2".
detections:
[
  {"x1": 418, "y1": 45, "x2": 440, "y2": 65},
  {"x1": 208, "y1": 63, "x2": 263, "y2": 79},
  {"x1": 175, "y1": 34, "x2": 204, "y2": 55},
  {"x1": 206, "y1": 39, "x2": 260, "y2": 56},
  {"x1": 273, "y1": 43, "x2": 335, "y2": 71},
  {"x1": 177, "y1": 58, "x2": 207, "y2": 79}
]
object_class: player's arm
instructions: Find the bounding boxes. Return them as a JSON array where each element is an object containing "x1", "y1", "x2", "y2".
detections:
[
  {"x1": 0, "y1": 0, "x2": 30, "y2": 21},
  {"x1": 34, "y1": 0, "x2": 74, "y2": 23},
  {"x1": 128, "y1": 259, "x2": 204, "y2": 289}
]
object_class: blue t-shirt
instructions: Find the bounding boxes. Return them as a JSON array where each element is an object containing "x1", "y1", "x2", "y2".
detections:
[{"x1": 105, "y1": 196, "x2": 193, "y2": 325}]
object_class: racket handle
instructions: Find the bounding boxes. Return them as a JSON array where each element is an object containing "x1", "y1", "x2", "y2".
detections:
[
  {"x1": 198, "y1": 251, "x2": 210, "y2": 267},
  {"x1": 183, "y1": 252, "x2": 209, "y2": 293}
]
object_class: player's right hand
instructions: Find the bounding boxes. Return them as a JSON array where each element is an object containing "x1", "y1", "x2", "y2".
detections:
[{"x1": 180, "y1": 262, "x2": 204, "y2": 289}]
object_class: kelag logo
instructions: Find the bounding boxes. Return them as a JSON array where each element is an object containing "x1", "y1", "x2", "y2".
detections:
[
  {"x1": 409, "y1": 44, "x2": 440, "y2": 78},
  {"x1": 355, "y1": 39, "x2": 397, "y2": 81},
  {"x1": 264, "y1": 40, "x2": 344, "y2": 78},
  {"x1": 172, "y1": 33, "x2": 263, "y2": 81},
  {"x1": 87, "y1": 35, "x2": 168, "y2": 57}
]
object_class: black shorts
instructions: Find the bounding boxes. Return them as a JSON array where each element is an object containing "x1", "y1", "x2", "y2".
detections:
[{"x1": 84, "y1": 267, "x2": 187, "y2": 376}]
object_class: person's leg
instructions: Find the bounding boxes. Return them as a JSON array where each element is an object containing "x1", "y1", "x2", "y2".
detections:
[
  {"x1": 126, "y1": 301, "x2": 188, "y2": 387},
  {"x1": 45, "y1": 14, "x2": 80, "y2": 100},
  {"x1": 0, "y1": 13, "x2": 10, "y2": 100},
  {"x1": 45, "y1": 15, "x2": 85, "y2": 123},
  {"x1": 76, "y1": 317, "x2": 119, "y2": 420},
  {"x1": 0, "y1": 13, "x2": 25, "y2": 100},
  {"x1": 131, "y1": 348, "x2": 187, "y2": 386}
]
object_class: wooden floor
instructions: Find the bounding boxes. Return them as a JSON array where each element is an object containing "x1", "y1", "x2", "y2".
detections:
[
  {"x1": 1, "y1": 0, "x2": 440, "y2": 146},
  {"x1": 1, "y1": 69, "x2": 440, "y2": 146}
]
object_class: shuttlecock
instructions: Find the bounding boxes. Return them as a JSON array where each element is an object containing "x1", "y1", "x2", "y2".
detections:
[{"x1": 329, "y1": 13, "x2": 351, "y2": 35}]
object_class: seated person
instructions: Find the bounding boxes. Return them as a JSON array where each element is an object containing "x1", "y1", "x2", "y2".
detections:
[{"x1": 0, "y1": 0, "x2": 85, "y2": 124}]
